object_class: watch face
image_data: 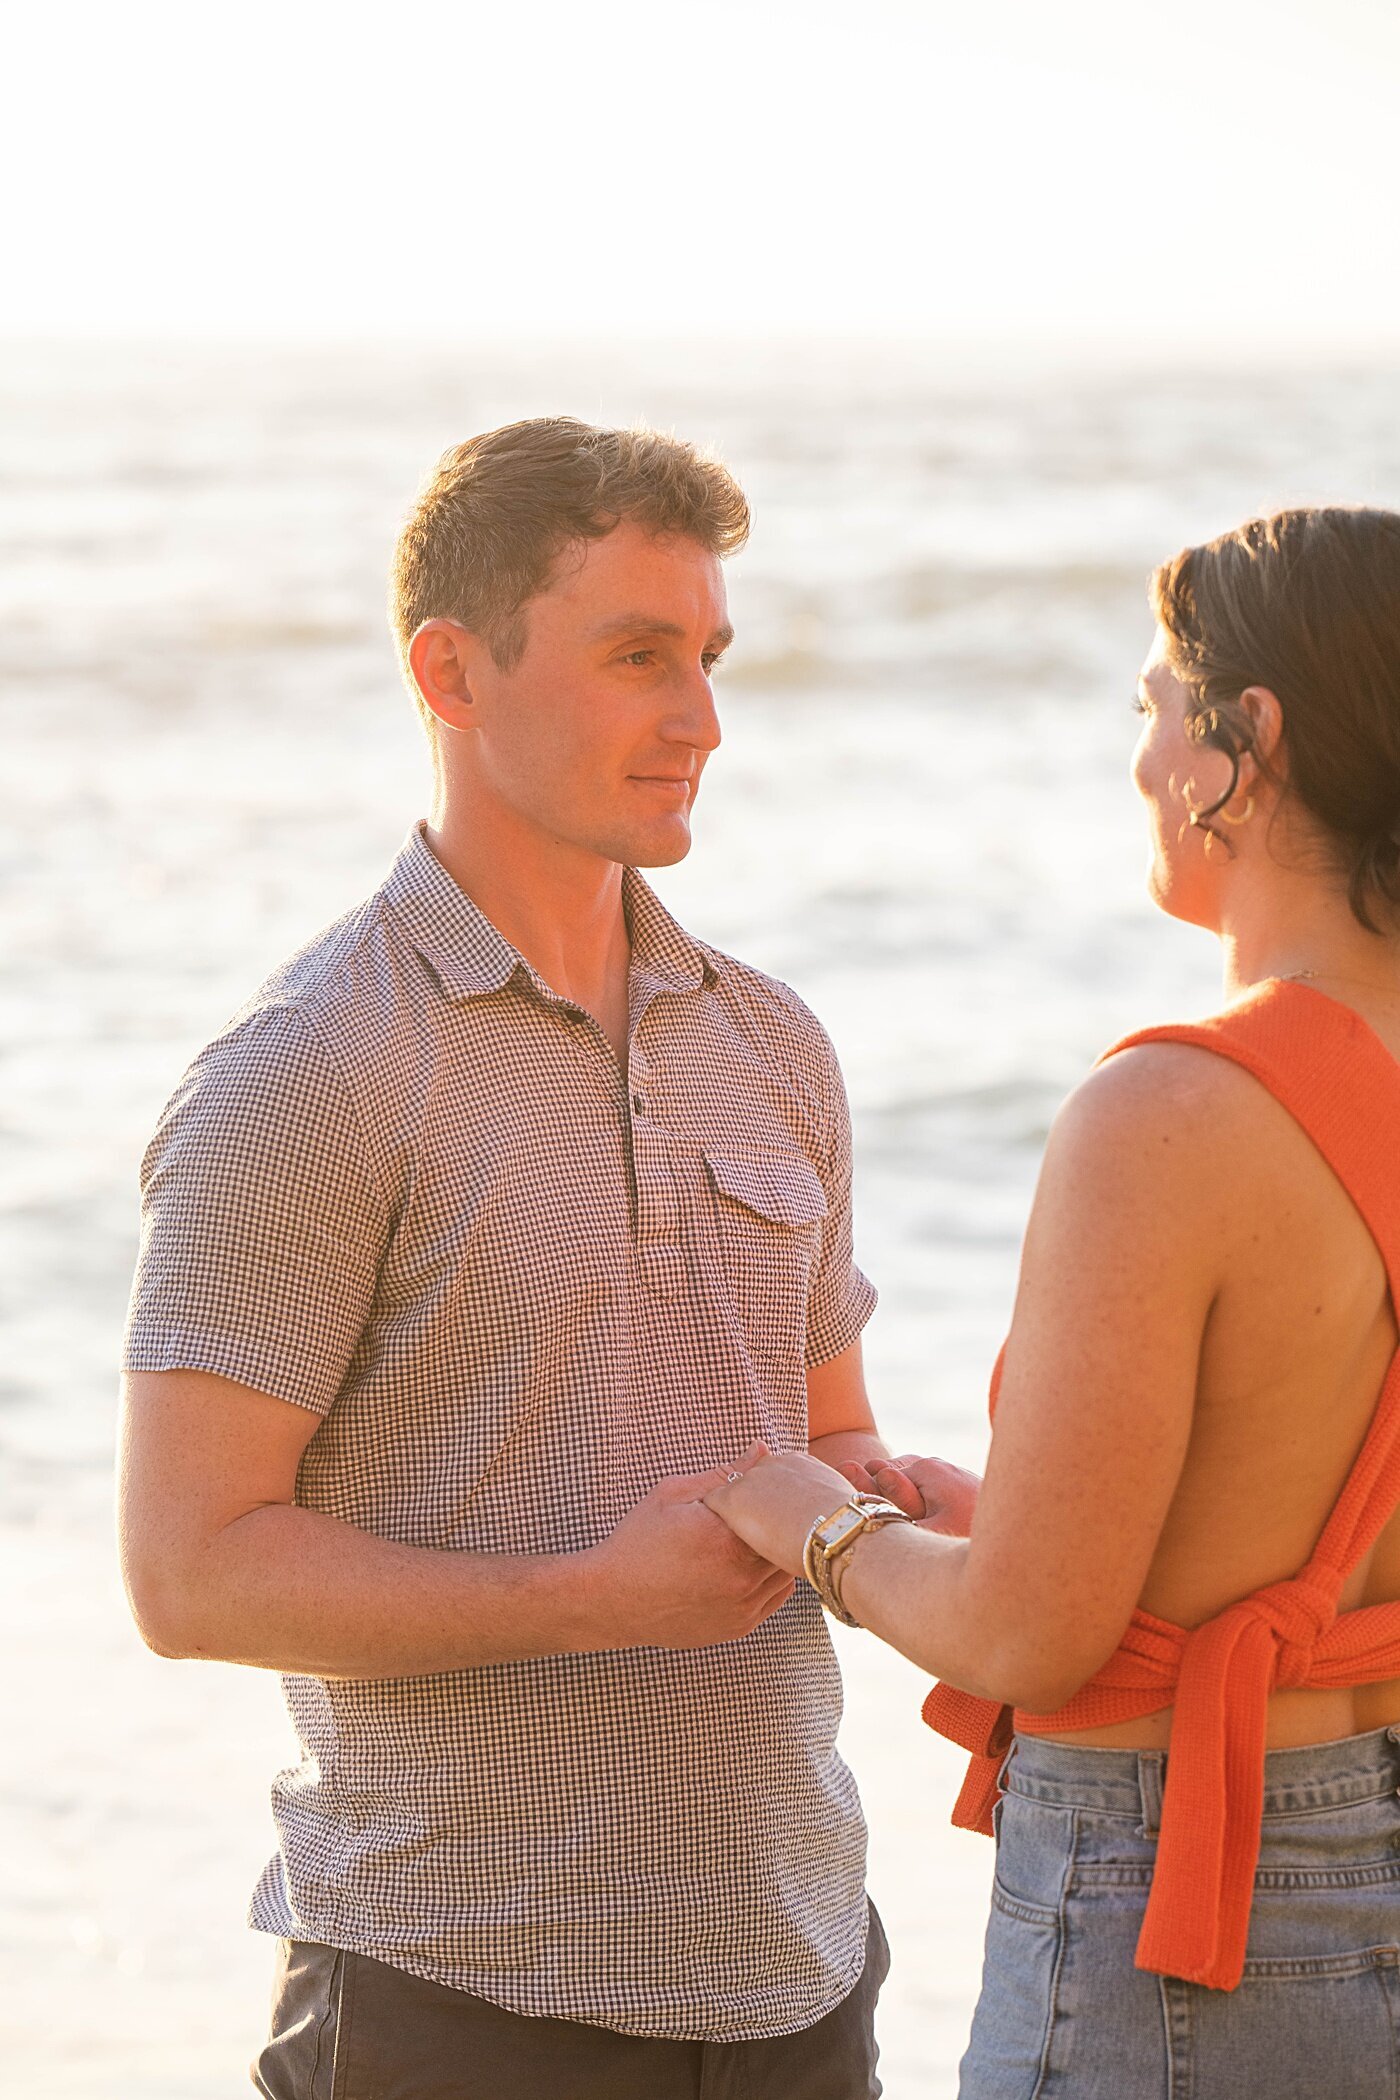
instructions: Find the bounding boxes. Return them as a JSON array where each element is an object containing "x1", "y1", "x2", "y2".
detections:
[{"x1": 820, "y1": 1507, "x2": 868, "y2": 1555}]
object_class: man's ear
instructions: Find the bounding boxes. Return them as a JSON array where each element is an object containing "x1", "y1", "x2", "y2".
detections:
[{"x1": 409, "y1": 620, "x2": 481, "y2": 734}]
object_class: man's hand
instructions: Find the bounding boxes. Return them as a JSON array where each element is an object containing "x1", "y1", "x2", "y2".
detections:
[
  {"x1": 836, "y1": 1454, "x2": 981, "y2": 1537},
  {"x1": 584, "y1": 1470, "x2": 797, "y2": 1649}
]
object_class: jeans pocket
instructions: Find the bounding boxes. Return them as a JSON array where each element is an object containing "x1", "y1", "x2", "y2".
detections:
[
  {"x1": 958, "y1": 1880, "x2": 1064, "y2": 2099},
  {"x1": 1163, "y1": 1947, "x2": 1400, "y2": 2100},
  {"x1": 251, "y1": 1942, "x2": 346, "y2": 2100}
]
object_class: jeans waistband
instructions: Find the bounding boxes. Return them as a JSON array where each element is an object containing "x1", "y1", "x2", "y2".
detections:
[{"x1": 1001, "y1": 1725, "x2": 1400, "y2": 1836}]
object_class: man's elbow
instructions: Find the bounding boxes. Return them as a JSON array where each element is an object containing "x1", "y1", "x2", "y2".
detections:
[
  {"x1": 127, "y1": 1594, "x2": 194, "y2": 1660},
  {"x1": 121, "y1": 1555, "x2": 214, "y2": 1661},
  {"x1": 136, "y1": 1615, "x2": 194, "y2": 1662}
]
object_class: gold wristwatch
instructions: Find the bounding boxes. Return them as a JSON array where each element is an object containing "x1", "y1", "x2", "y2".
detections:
[{"x1": 802, "y1": 1493, "x2": 912, "y2": 1627}]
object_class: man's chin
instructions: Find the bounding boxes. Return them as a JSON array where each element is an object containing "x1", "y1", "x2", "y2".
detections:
[{"x1": 621, "y1": 819, "x2": 695, "y2": 870}]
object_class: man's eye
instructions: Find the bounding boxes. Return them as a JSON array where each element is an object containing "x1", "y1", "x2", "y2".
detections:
[
  {"x1": 621, "y1": 650, "x2": 653, "y2": 667},
  {"x1": 702, "y1": 654, "x2": 724, "y2": 675}
]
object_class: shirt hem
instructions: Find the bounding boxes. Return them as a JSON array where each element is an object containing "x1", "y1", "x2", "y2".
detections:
[
  {"x1": 805, "y1": 1276, "x2": 879, "y2": 1371},
  {"x1": 121, "y1": 1336, "x2": 332, "y2": 1415},
  {"x1": 247, "y1": 1904, "x2": 871, "y2": 2044}
]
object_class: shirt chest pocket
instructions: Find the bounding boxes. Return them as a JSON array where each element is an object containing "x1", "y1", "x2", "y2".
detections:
[{"x1": 704, "y1": 1149, "x2": 827, "y2": 1317}]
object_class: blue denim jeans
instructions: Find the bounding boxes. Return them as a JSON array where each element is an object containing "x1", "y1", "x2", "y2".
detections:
[{"x1": 959, "y1": 1725, "x2": 1400, "y2": 2099}]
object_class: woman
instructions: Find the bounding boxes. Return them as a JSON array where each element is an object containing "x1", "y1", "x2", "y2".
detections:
[{"x1": 707, "y1": 507, "x2": 1400, "y2": 2097}]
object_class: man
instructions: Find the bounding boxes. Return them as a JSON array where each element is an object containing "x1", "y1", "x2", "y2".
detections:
[{"x1": 120, "y1": 418, "x2": 903, "y2": 2098}]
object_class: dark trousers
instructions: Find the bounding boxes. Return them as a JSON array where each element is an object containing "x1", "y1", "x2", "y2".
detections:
[{"x1": 251, "y1": 1905, "x2": 888, "y2": 2100}]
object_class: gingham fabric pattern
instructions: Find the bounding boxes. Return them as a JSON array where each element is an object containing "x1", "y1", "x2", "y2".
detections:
[{"x1": 124, "y1": 823, "x2": 877, "y2": 2041}]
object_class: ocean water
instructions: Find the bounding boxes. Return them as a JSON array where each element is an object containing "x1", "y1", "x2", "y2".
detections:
[{"x1": 3, "y1": 342, "x2": 1398, "y2": 2093}]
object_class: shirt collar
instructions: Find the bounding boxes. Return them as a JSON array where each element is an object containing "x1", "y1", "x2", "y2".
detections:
[
  {"x1": 622, "y1": 866, "x2": 718, "y2": 993},
  {"x1": 383, "y1": 823, "x2": 718, "y2": 1003}
]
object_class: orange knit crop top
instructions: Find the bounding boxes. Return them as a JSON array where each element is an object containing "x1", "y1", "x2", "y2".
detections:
[{"x1": 922, "y1": 979, "x2": 1400, "y2": 1993}]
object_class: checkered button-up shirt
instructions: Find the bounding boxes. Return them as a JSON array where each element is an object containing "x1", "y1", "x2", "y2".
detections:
[{"x1": 124, "y1": 823, "x2": 877, "y2": 2040}]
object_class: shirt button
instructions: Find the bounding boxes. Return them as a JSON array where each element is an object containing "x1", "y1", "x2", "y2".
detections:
[{"x1": 632, "y1": 1091, "x2": 645, "y2": 1113}]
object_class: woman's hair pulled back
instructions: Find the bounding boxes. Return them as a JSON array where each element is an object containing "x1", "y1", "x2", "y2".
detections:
[{"x1": 1150, "y1": 506, "x2": 1400, "y2": 931}]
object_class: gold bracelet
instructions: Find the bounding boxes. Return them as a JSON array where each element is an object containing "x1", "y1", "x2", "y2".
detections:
[
  {"x1": 803, "y1": 1516, "x2": 859, "y2": 1624},
  {"x1": 802, "y1": 1494, "x2": 912, "y2": 1628}
]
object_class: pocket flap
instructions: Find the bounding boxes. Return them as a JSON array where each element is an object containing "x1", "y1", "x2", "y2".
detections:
[{"x1": 705, "y1": 1150, "x2": 828, "y2": 1227}]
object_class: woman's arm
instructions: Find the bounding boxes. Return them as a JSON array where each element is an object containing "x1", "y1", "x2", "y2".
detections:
[{"x1": 707, "y1": 1045, "x2": 1227, "y2": 1711}]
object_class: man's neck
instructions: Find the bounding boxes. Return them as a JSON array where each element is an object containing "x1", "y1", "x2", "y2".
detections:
[{"x1": 424, "y1": 794, "x2": 632, "y2": 1046}]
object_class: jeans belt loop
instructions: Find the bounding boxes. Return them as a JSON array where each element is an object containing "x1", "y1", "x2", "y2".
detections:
[
  {"x1": 1136, "y1": 1749, "x2": 1166, "y2": 1840},
  {"x1": 1386, "y1": 1724, "x2": 1400, "y2": 1792},
  {"x1": 995, "y1": 1737, "x2": 1018, "y2": 1795}
]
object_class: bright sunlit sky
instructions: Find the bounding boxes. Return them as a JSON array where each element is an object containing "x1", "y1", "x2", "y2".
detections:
[{"x1": 4, "y1": 0, "x2": 1399, "y2": 355}]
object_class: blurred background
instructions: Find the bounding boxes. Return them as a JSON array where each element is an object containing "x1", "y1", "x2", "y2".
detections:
[{"x1": 3, "y1": 3, "x2": 1398, "y2": 2092}]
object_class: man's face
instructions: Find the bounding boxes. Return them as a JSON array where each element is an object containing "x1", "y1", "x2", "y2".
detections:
[{"x1": 461, "y1": 521, "x2": 732, "y2": 870}]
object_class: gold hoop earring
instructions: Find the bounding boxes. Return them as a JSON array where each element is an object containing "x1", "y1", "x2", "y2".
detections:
[{"x1": 1218, "y1": 795, "x2": 1255, "y2": 827}]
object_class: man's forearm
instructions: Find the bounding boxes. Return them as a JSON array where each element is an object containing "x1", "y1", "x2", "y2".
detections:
[
  {"x1": 144, "y1": 1502, "x2": 608, "y2": 1677},
  {"x1": 809, "y1": 1428, "x2": 891, "y2": 1474}
]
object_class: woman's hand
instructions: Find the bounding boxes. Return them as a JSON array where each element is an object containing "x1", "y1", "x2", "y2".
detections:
[
  {"x1": 703, "y1": 1444, "x2": 856, "y2": 1575},
  {"x1": 892, "y1": 1455, "x2": 982, "y2": 1537},
  {"x1": 836, "y1": 1453, "x2": 981, "y2": 1536},
  {"x1": 834, "y1": 1455, "x2": 925, "y2": 1515}
]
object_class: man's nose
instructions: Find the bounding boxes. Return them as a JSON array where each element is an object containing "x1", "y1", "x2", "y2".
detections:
[{"x1": 664, "y1": 665, "x2": 722, "y2": 753}]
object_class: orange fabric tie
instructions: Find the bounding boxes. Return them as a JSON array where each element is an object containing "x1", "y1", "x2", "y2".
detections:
[
  {"x1": 925, "y1": 1570, "x2": 1400, "y2": 1990},
  {"x1": 1132, "y1": 1569, "x2": 1343, "y2": 1989}
]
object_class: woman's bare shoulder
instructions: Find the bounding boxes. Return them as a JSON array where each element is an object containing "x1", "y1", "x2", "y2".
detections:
[
  {"x1": 1040, "y1": 1038, "x2": 1309, "y2": 1226},
  {"x1": 1057, "y1": 1037, "x2": 1292, "y2": 1143}
]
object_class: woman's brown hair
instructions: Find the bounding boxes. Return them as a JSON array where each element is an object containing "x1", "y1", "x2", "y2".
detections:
[{"x1": 1150, "y1": 506, "x2": 1400, "y2": 931}]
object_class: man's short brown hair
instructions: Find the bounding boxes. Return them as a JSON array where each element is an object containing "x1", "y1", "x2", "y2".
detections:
[{"x1": 389, "y1": 417, "x2": 751, "y2": 715}]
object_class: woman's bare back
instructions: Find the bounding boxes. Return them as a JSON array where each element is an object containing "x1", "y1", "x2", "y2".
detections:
[{"x1": 1048, "y1": 989, "x2": 1400, "y2": 1750}]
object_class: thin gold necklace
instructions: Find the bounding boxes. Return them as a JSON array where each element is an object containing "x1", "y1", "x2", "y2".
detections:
[{"x1": 1281, "y1": 967, "x2": 1400, "y2": 995}]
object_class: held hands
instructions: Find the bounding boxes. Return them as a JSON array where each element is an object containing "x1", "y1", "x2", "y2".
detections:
[
  {"x1": 589, "y1": 1446, "x2": 984, "y2": 1653},
  {"x1": 837, "y1": 1454, "x2": 982, "y2": 1538},
  {"x1": 587, "y1": 1469, "x2": 797, "y2": 1650},
  {"x1": 702, "y1": 1446, "x2": 985, "y2": 1573}
]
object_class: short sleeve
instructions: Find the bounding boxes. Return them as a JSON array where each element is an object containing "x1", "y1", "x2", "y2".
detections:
[
  {"x1": 122, "y1": 1005, "x2": 390, "y2": 1414},
  {"x1": 804, "y1": 1025, "x2": 878, "y2": 1368}
]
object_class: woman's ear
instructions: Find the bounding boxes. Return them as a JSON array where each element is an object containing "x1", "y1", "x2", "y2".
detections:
[{"x1": 1236, "y1": 685, "x2": 1285, "y2": 787}]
